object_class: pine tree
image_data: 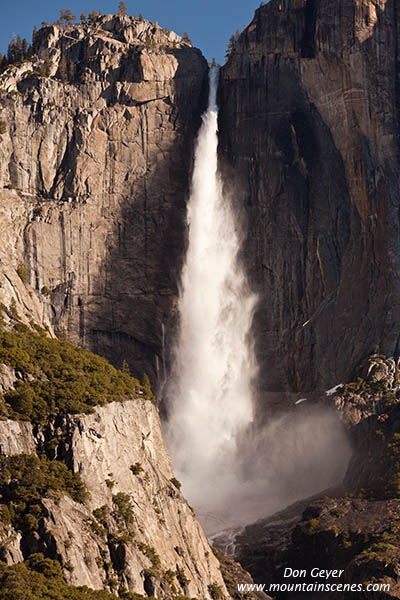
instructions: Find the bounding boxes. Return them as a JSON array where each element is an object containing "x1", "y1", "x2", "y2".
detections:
[
  {"x1": 15, "y1": 35, "x2": 22, "y2": 62},
  {"x1": 32, "y1": 25, "x2": 37, "y2": 44},
  {"x1": 7, "y1": 35, "x2": 16, "y2": 64},
  {"x1": 121, "y1": 360, "x2": 130, "y2": 374},
  {"x1": 235, "y1": 29, "x2": 240, "y2": 41},
  {"x1": 226, "y1": 34, "x2": 235, "y2": 58},
  {"x1": 183, "y1": 31, "x2": 190, "y2": 42},
  {"x1": 117, "y1": 1, "x2": 127, "y2": 15},
  {"x1": 80, "y1": 12, "x2": 87, "y2": 23},
  {"x1": 138, "y1": 13, "x2": 143, "y2": 21},
  {"x1": 58, "y1": 9, "x2": 77, "y2": 28},
  {"x1": 88, "y1": 10, "x2": 98, "y2": 24},
  {"x1": 141, "y1": 373, "x2": 154, "y2": 401},
  {"x1": 22, "y1": 38, "x2": 29, "y2": 59}
]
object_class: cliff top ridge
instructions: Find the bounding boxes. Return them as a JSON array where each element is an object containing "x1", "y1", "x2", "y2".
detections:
[{"x1": 0, "y1": 11, "x2": 197, "y2": 92}]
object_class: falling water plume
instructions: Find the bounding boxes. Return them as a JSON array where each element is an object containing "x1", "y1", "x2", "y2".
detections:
[{"x1": 165, "y1": 67, "x2": 258, "y2": 528}]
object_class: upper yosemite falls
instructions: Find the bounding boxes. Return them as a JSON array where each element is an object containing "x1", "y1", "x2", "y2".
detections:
[
  {"x1": 0, "y1": 0, "x2": 399, "y2": 599},
  {"x1": 166, "y1": 68, "x2": 258, "y2": 531},
  {"x1": 166, "y1": 67, "x2": 350, "y2": 533}
]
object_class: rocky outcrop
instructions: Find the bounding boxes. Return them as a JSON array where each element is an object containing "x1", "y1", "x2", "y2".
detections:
[
  {"x1": 330, "y1": 353, "x2": 400, "y2": 426},
  {"x1": 212, "y1": 547, "x2": 272, "y2": 600},
  {"x1": 219, "y1": 0, "x2": 400, "y2": 405},
  {"x1": 215, "y1": 356, "x2": 400, "y2": 599},
  {"x1": 229, "y1": 494, "x2": 400, "y2": 599},
  {"x1": 0, "y1": 14, "x2": 207, "y2": 386},
  {"x1": 0, "y1": 399, "x2": 229, "y2": 598}
]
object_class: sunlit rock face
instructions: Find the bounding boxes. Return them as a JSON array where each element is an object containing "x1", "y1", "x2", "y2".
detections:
[
  {"x1": 219, "y1": 0, "x2": 400, "y2": 407},
  {"x1": 0, "y1": 14, "x2": 208, "y2": 383},
  {"x1": 0, "y1": 399, "x2": 229, "y2": 598}
]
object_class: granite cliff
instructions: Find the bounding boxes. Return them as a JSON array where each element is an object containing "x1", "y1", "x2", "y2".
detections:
[
  {"x1": 219, "y1": 0, "x2": 400, "y2": 404},
  {"x1": 0, "y1": 399, "x2": 228, "y2": 598},
  {"x1": 0, "y1": 13, "x2": 207, "y2": 388}
]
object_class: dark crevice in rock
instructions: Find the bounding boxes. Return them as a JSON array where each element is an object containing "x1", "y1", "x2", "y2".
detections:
[{"x1": 301, "y1": 0, "x2": 318, "y2": 58}]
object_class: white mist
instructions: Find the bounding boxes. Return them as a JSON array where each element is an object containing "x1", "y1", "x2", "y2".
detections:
[{"x1": 166, "y1": 68, "x2": 257, "y2": 527}]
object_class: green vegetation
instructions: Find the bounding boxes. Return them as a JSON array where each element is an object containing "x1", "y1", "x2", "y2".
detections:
[
  {"x1": 0, "y1": 556, "x2": 119, "y2": 600},
  {"x1": 208, "y1": 583, "x2": 224, "y2": 600},
  {"x1": 0, "y1": 454, "x2": 87, "y2": 533},
  {"x1": 90, "y1": 498, "x2": 136, "y2": 547},
  {"x1": 88, "y1": 10, "x2": 100, "y2": 24},
  {"x1": 112, "y1": 493, "x2": 134, "y2": 527},
  {"x1": 130, "y1": 462, "x2": 143, "y2": 475},
  {"x1": 92, "y1": 505, "x2": 109, "y2": 524},
  {"x1": 16, "y1": 262, "x2": 28, "y2": 282},
  {"x1": 343, "y1": 351, "x2": 398, "y2": 397},
  {"x1": 137, "y1": 542, "x2": 161, "y2": 569},
  {"x1": 87, "y1": 517, "x2": 107, "y2": 538},
  {"x1": 163, "y1": 569, "x2": 175, "y2": 585},
  {"x1": 0, "y1": 121, "x2": 6, "y2": 135},
  {"x1": 307, "y1": 518, "x2": 320, "y2": 533},
  {"x1": 176, "y1": 566, "x2": 189, "y2": 588},
  {"x1": 170, "y1": 477, "x2": 182, "y2": 490},
  {"x1": 359, "y1": 541, "x2": 398, "y2": 565},
  {"x1": 41, "y1": 286, "x2": 51, "y2": 296},
  {"x1": 57, "y1": 9, "x2": 77, "y2": 28},
  {"x1": 0, "y1": 552, "x2": 195, "y2": 600},
  {"x1": 140, "y1": 373, "x2": 155, "y2": 402},
  {"x1": 0, "y1": 32, "x2": 32, "y2": 74},
  {"x1": 0, "y1": 310, "x2": 153, "y2": 423},
  {"x1": 152, "y1": 498, "x2": 161, "y2": 515}
]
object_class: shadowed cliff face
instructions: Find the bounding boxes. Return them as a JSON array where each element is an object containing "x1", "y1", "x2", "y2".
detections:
[
  {"x1": 219, "y1": 0, "x2": 400, "y2": 405},
  {"x1": 0, "y1": 14, "x2": 207, "y2": 385}
]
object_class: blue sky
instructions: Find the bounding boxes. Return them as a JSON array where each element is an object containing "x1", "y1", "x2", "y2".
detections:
[{"x1": 0, "y1": 0, "x2": 262, "y2": 65}]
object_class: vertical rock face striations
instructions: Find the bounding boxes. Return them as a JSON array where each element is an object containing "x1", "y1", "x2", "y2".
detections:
[
  {"x1": 0, "y1": 14, "x2": 207, "y2": 384},
  {"x1": 219, "y1": 0, "x2": 400, "y2": 403}
]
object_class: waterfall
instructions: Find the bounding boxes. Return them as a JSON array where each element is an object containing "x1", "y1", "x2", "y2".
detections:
[
  {"x1": 165, "y1": 68, "x2": 351, "y2": 535},
  {"x1": 166, "y1": 68, "x2": 258, "y2": 530}
]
